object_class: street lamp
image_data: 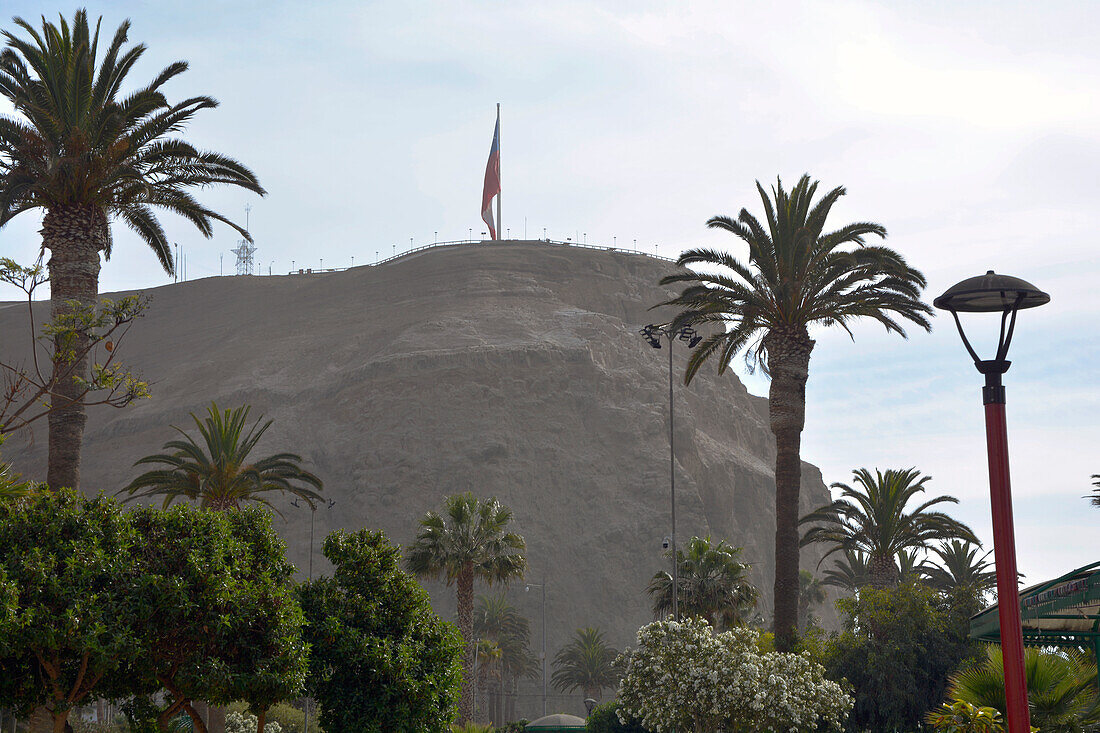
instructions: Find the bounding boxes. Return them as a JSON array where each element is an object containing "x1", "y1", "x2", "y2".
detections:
[
  {"x1": 584, "y1": 698, "x2": 597, "y2": 717},
  {"x1": 934, "y1": 270, "x2": 1049, "y2": 733},
  {"x1": 525, "y1": 581, "x2": 548, "y2": 718},
  {"x1": 639, "y1": 323, "x2": 702, "y2": 621}
]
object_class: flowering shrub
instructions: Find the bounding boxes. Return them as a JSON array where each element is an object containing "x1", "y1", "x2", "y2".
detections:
[
  {"x1": 616, "y1": 617, "x2": 851, "y2": 733},
  {"x1": 226, "y1": 711, "x2": 283, "y2": 733}
]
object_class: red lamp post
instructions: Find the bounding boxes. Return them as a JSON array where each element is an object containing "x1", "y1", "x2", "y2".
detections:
[{"x1": 934, "y1": 271, "x2": 1050, "y2": 733}]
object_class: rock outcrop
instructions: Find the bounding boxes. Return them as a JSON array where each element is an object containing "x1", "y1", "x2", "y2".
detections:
[{"x1": 3, "y1": 240, "x2": 839, "y2": 718}]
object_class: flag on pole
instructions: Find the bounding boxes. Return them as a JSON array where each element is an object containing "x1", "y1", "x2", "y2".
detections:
[{"x1": 481, "y1": 110, "x2": 500, "y2": 240}]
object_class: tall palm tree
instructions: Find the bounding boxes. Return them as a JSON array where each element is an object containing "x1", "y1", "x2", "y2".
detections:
[
  {"x1": 119, "y1": 403, "x2": 323, "y2": 511},
  {"x1": 801, "y1": 467, "x2": 978, "y2": 589},
  {"x1": 947, "y1": 645, "x2": 1100, "y2": 733},
  {"x1": 657, "y1": 175, "x2": 931, "y2": 649},
  {"x1": 406, "y1": 493, "x2": 527, "y2": 724},
  {"x1": 0, "y1": 11, "x2": 264, "y2": 490},
  {"x1": 647, "y1": 535, "x2": 757, "y2": 629},
  {"x1": 925, "y1": 539, "x2": 997, "y2": 598},
  {"x1": 473, "y1": 594, "x2": 538, "y2": 723},
  {"x1": 821, "y1": 549, "x2": 871, "y2": 594},
  {"x1": 551, "y1": 627, "x2": 621, "y2": 703}
]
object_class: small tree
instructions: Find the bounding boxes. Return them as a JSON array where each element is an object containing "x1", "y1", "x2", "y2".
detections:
[
  {"x1": 551, "y1": 628, "x2": 621, "y2": 703},
  {"x1": 301, "y1": 529, "x2": 463, "y2": 733},
  {"x1": 646, "y1": 536, "x2": 757, "y2": 629},
  {"x1": 0, "y1": 490, "x2": 143, "y2": 732},
  {"x1": 617, "y1": 617, "x2": 850, "y2": 733}
]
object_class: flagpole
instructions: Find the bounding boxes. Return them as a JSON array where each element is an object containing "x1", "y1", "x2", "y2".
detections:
[{"x1": 495, "y1": 103, "x2": 502, "y2": 240}]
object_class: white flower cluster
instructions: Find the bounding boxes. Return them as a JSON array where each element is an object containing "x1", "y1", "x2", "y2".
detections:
[
  {"x1": 225, "y1": 710, "x2": 284, "y2": 733},
  {"x1": 616, "y1": 617, "x2": 852, "y2": 733}
]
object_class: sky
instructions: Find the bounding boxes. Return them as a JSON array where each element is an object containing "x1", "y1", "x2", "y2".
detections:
[{"x1": 1, "y1": 1, "x2": 1097, "y2": 584}]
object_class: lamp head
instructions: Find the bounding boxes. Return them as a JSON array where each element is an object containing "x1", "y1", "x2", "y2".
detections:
[
  {"x1": 933, "y1": 271, "x2": 1049, "y2": 313},
  {"x1": 639, "y1": 324, "x2": 663, "y2": 349}
]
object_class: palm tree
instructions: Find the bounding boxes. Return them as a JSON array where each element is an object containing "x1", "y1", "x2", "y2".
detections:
[
  {"x1": 800, "y1": 467, "x2": 977, "y2": 589},
  {"x1": 0, "y1": 11, "x2": 263, "y2": 490},
  {"x1": 647, "y1": 535, "x2": 757, "y2": 628},
  {"x1": 657, "y1": 175, "x2": 931, "y2": 649},
  {"x1": 406, "y1": 493, "x2": 527, "y2": 724},
  {"x1": 473, "y1": 594, "x2": 538, "y2": 723},
  {"x1": 797, "y1": 570, "x2": 826, "y2": 631},
  {"x1": 551, "y1": 627, "x2": 621, "y2": 703},
  {"x1": 947, "y1": 645, "x2": 1100, "y2": 733},
  {"x1": 119, "y1": 403, "x2": 323, "y2": 511},
  {"x1": 926, "y1": 540, "x2": 997, "y2": 599},
  {"x1": 821, "y1": 549, "x2": 871, "y2": 594}
]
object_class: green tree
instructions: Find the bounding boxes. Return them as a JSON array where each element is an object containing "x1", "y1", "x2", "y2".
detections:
[
  {"x1": 301, "y1": 529, "x2": 463, "y2": 733},
  {"x1": 946, "y1": 645, "x2": 1100, "y2": 733},
  {"x1": 801, "y1": 468, "x2": 977, "y2": 589},
  {"x1": 0, "y1": 490, "x2": 142, "y2": 733},
  {"x1": 825, "y1": 581, "x2": 980, "y2": 732},
  {"x1": 472, "y1": 594, "x2": 537, "y2": 723},
  {"x1": 925, "y1": 540, "x2": 996, "y2": 601},
  {"x1": 585, "y1": 701, "x2": 652, "y2": 733},
  {"x1": 551, "y1": 628, "x2": 621, "y2": 703},
  {"x1": 820, "y1": 550, "x2": 871, "y2": 594},
  {"x1": 798, "y1": 570, "x2": 826, "y2": 631},
  {"x1": 657, "y1": 176, "x2": 931, "y2": 649},
  {"x1": 405, "y1": 493, "x2": 526, "y2": 724},
  {"x1": 646, "y1": 536, "x2": 757, "y2": 629},
  {"x1": 0, "y1": 11, "x2": 263, "y2": 490},
  {"x1": 120, "y1": 404, "x2": 323, "y2": 511}
]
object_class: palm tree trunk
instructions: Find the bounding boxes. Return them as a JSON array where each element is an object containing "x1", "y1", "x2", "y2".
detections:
[
  {"x1": 43, "y1": 205, "x2": 106, "y2": 490},
  {"x1": 869, "y1": 554, "x2": 899, "y2": 589},
  {"x1": 456, "y1": 564, "x2": 475, "y2": 724},
  {"x1": 765, "y1": 330, "x2": 814, "y2": 652}
]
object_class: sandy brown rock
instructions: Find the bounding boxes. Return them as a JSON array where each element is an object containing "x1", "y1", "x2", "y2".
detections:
[{"x1": 2, "y1": 240, "x2": 840, "y2": 718}]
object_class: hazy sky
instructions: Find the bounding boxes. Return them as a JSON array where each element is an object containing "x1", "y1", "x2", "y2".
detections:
[{"x1": 1, "y1": 1, "x2": 1097, "y2": 582}]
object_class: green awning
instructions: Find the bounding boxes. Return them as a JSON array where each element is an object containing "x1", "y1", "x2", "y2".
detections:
[{"x1": 970, "y1": 560, "x2": 1100, "y2": 658}]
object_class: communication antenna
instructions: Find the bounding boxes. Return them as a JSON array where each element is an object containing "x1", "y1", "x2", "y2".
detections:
[{"x1": 230, "y1": 205, "x2": 257, "y2": 275}]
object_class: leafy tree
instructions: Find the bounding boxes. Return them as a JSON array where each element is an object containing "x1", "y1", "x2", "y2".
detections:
[
  {"x1": 551, "y1": 628, "x2": 621, "y2": 703},
  {"x1": 946, "y1": 645, "x2": 1100, "y2": 733},
  {"x1": 798, "y1": 570, "x2": 826, "y2": 631},
  {"x1": 618, "y1": 617, "x2": 851, "y2": 733},
  {"x1": 119, "y1": 404, "x2": 323, "y2": 511},
  {"x1": 301, "y1": 529, "x2": 463, "y2": 733},
  {"x1": 926, "y1": 540, "x2": 996, "y2": 601},
  {"x1": 657, "y1": 176, "x2": 931, "y2": 649},
  {"x1": 406, "y1": 493, "x2": 526, "y2": 724},
  {"x1": 0, "y1": 11, "x2": 263, "y2": 490},
  {"x1": 801, "y1": 467, "x2": 977, "y2": 588},
  {"x1": 824, "y1": 580, "x2": 981, "y2": 732},
  {"x1": 646, "y1": 536, "x2": 757, "y2": 629},
  {"x1": 585, "y1": 701, "x2": 651, "y2": 733},
  {"x1": 0, "y1": 258, "x2": 148, "y2": 439},
  {"x1": 0, "y1": 490, "x2": 142, "y2": 733}
]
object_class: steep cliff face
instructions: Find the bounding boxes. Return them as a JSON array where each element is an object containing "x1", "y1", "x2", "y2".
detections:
[{"x1": 3, "y1": 240, "x2": 839, "y2": 716}]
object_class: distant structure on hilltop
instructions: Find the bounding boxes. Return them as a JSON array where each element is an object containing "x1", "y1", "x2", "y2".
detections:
[{"x1": 230, "y1": 204, "x2": 257, "y2": 275}]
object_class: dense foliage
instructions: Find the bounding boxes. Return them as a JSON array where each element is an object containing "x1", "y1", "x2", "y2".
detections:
[
  {"x1": 824, "y1": 581, "x2": 981, "y2": 732},
  {"x1": 300, "y1": 529, "x2": 463, "y2": 733},
  {"x1": 617, "y1": 617, "x2": 851, "y2": 733},
  {"x1": 646, "y1": 536, "x2": 757, "y2": 628},
  {"x1": 585, "y1": 701, "x2": 650, "y2": 733}
]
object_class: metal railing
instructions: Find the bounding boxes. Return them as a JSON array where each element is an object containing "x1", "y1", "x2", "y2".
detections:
[{"x1": 285, "y1": 238, "x2": 676, "y2": 275}]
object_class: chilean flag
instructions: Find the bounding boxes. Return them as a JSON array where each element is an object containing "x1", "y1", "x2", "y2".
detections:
[{"x1": 481, "y1": 111, "x2": 500, "y2": 240}]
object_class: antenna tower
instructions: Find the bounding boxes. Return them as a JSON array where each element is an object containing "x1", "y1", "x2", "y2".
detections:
[{"x1": 230, "y1": 204, "x2": 256, "y2": 275}]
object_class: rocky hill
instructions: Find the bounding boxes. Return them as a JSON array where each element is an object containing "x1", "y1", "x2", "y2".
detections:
[{"x1": 2, "y1": 240, "x2": 839, "y2": 717}]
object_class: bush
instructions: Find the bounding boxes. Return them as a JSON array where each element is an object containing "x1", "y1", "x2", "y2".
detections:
[
  {"x1": 229, "y1": 702, "x2": 305, "y2": 733},
  {"x1": 227, "y1": 710, "x2": 283, "y2": 733},
  {"x1": 586, "y1": 701, "x2": 650, "y2": 733},
  {"x1": 617, "y1": 617, "x2": 851, "y2": 733}
]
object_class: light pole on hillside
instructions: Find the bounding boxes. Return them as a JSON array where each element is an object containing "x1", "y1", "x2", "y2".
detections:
[
  {"x1": 639, "y1": 323, "x2": 701, "y2": 621},
  {"x1": 525, "y1": 581, "x2": 547, "y2": 717},
  {"x1": 934, "y1": 270, "x2": 1050, "y2": 733}
]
